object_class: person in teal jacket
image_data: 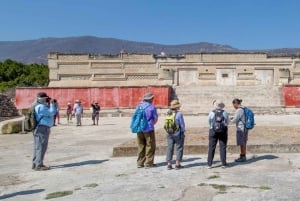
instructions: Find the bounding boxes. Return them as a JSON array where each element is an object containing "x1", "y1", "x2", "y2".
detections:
[{"x1": 32, "y1": 92, "x2": 56, "y2": 171}]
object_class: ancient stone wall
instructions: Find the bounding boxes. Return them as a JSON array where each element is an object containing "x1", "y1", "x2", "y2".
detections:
[
  {"x1": 0, "y1": 94, "x2": 20, "y2": 122},
  {"x1": 47, "y1": 52, "x2": 300, "y2": 88}
]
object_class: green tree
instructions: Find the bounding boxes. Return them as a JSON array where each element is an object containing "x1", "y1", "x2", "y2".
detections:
[{"x1": 0, "y1": 59, "x2": 49, "y2": 93}]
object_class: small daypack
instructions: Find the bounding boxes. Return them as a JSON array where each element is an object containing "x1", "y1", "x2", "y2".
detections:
[
  {"x1": 212, "y1": 109, "x2": 226, "y2": 133},
  {"x1": 164, "y1": 110, "x2": 180, "y2": 134},
  {"x1": 24, "y1": 103, "x2": 40, "y2": 132},
  {"x1": 130, "y1": 103, "x2": 150, "y2": 133},
  {"x1": 241, "y1": 107, "x2": 255, "y2": 129}
]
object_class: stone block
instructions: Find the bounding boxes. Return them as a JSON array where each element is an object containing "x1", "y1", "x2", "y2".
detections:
[{"x1": 0, "y1": 119, "x2": 22, "y2": 134}]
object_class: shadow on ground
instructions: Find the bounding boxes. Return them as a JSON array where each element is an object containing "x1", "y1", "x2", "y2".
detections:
[
  {"x1": 229, "y1": 154, "x2": 279, "y2": 167},
  {"x1": 50, "y1": 159, "x2": 109, "y2": 169},
  {"x1": 0, "y1": 189, "x2": 44, "y2": 199}
]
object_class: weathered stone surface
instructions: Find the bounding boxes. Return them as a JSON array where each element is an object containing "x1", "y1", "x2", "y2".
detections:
[
  {"x1": 0, "y1": 94, "x2": 20, "y2": 122},
  {"x1": 0, "y1": 117, "x2": 23, "y2": 134}
]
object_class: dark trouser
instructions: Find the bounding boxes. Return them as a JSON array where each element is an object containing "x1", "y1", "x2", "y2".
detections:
[
  {"x1": 137, "y1": 130, "x2": 156, "y2": 166},
  {"x1": 67, "y1": 113, "x2": 72, "y2": 121},
  {"x1": 166, "y1": 134, "x2": 185, "y2": 162},
  {"x1": 207, "y1": 128, "x2": 228, "y2": 166},
  {"x1": 33, "y1": 125, "x2": 50, "y2": 167},
  {"x1": 53, "y1": 115, "x2": 56, "y2": 126},
  {"x1": 75, "y1": 114, "x2": 82, "y2": 126}
]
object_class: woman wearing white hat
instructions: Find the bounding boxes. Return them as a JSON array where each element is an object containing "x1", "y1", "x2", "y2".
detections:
[
  {"x1": 165, "y1": 100, "x2": 186, "y2": 170},
  {"x1": 207, "y1": 100, "x2": 229, "y2": 169}
]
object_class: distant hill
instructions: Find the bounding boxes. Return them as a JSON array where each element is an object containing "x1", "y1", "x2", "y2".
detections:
[{"x1": 0, "y1": 36, "x2": 299, "y2": 64}]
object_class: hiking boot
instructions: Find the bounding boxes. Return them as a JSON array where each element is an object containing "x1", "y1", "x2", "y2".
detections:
[
  {"x1": 145, "y1": 164, "x2": 156, "y2": 169},
  {"x1": 235, "y1": 156, "x2": 247, "y2": 162}
]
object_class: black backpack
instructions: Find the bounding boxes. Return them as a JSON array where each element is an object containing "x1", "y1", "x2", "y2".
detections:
[{"x1": 212, "y1": 109, "x2": 226, "y2": 133}]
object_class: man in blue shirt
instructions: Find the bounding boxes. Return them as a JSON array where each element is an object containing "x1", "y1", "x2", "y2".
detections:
[
  {"x1": 136, "y1": 92, "x2": 158, "y2": 168},
  {"x1": 32, "y1": 92, "x2": 56, "y2": 170}
]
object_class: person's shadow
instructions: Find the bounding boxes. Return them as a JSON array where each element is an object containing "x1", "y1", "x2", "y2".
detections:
[
  {"x1": 183, "y1": 157, "x2": 207, "y2": 168},
  {"x1": 155, "y1": 157, "x2": 207, "y2": 168},
  {"x1": 0, "y1": 189, "x2": 44, "y2": 199},
  {"x1": 50, "y1": 159, "x2": 109, "y2": 169},
  {"x1": 229, "y1": 154, "x2": 279, "y2": 167}
]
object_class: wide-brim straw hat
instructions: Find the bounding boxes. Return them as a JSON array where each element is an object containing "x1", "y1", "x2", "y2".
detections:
[
  {"x1": 170, "y1": 100, "x2": 181, "y2": 109},
  {"x1": 143, "y1": 92, "x2": 154, "y2": 100},
  {"x1": 213, "y1": 100, "x2": 225, "y2": 109}
]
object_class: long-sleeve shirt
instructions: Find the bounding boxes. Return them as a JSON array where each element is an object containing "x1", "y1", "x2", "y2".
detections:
[
  {"x1": 73, "y1": 103, "x2": 83, "y2": 115},
  {"x1": 173, "y1": 111, "x2": 185, "y2": 136},
  {"x1": 208, "y1": 109, "x2": 229, "y2": 129},
  {"x1": 230, "y1": 107, "x2": 245, "y2": 131},
  {"x1": 140, "y1": 101, "x2": 158, "y2": 132},
  {"x1": 34, "y1": 102, "x2": 56, "y2": 127}
]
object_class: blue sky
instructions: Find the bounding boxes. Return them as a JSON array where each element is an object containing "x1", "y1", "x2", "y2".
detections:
[{"x1": 0, "y1": 0, "x2": 299, "y2": 50}]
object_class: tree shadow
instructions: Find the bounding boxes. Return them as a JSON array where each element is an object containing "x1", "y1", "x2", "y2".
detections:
[
  {"x1": 0, "y1": 189, "x2": 44, "y2": 199},
  {"x1": 50, "y1": 159, "x2": 109, "y2": 169},
  {"x1": 229, "y1": 154, "x2": 279, "y2": 167}
]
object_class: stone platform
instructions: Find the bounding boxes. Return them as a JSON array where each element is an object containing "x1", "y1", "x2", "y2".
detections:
[{"x1": 113, "y1": 125, "x2": 300, "y2": 157}]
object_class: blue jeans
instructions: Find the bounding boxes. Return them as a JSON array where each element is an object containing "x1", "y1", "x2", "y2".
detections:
[
  {"x1": 166, "y1": 133, "x2": 185, "y2": 162},
  {"x1": 33, "y1": 125, "x2": 50, "y2": 167}
]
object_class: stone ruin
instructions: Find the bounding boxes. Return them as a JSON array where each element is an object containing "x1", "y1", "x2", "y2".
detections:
[{"x1": 0, "y1": 94, "x2": 20, "y2": 122}]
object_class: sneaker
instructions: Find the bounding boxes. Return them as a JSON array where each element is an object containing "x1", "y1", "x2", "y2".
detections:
[
  {"x1": 235, "y1": 156, "x2": 247, "y2": 162},
  {"x1": 32, "y1": 164, "x2": 36, "y2": 169},
  {"x1": 35, "y1": 165, "x2": 50, "y2": 171},
  {"x1": 175, "y1": 165, "x2": 184, "y2": 170},
  {"x1": 221, "y1": 165, "x2": 227, "y2": 169},
  {"x1": 137, "y1": 164, "x2": 144, "y2": 168},
  {"x1": 167, "y1": 165, "x2": 173, "y2": 170},
  {"x1": 207, "y1": 166, "x2": 212, "y2": 169}
]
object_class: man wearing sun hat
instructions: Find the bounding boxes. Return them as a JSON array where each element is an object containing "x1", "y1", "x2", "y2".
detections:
[
  {"x1": 136, "y1": 92, "x2": 158, "y2": 168},
  {"x1": 73, "y1": 99, "x2": 83, "y2": 126},
  {"x1": 91, "y1": 101, "x2": 101, "y2": 125}
]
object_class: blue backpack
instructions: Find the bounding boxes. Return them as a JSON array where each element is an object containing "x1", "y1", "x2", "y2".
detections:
[
  {"x1": 242, "y1": 107, "x2": 255, "y2": 130},
  {"x1": 130, "y1": 103, "x2": 150, "y2": 133}
]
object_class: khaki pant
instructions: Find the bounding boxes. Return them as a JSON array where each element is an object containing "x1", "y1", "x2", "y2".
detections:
[{"x1": 137, "y1": 131, "x2": 156, "y2": 166}]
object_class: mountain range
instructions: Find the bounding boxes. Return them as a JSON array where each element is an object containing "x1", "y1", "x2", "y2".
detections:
[{"x1": 0, "y1": 36, "x2": 299, "y2": 64}]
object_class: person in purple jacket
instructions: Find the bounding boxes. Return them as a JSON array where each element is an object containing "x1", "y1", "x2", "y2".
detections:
[
  {"x1": 136, "y1": 92, "x2": 158, "y2": 168},
  {"x1": 165, "y1": 100, "x2": 186, "y2": 170}
]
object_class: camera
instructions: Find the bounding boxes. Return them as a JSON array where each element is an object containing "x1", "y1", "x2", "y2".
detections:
[{"x1": 46, "y1": 97, "x2": 51, "y2": 103}]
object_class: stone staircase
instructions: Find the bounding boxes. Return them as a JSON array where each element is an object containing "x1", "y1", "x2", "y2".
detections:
[{"x1": 173, "y1": 85, "x2": 284, "y2": 115}]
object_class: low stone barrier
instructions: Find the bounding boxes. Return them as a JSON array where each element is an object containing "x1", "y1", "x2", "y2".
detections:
[
  {"x1": 113, "y1": 126, "x2": 300, "y2": 156},
  {"x1": 0, "y1": 117, "x2": 24, "y2": 134}
]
